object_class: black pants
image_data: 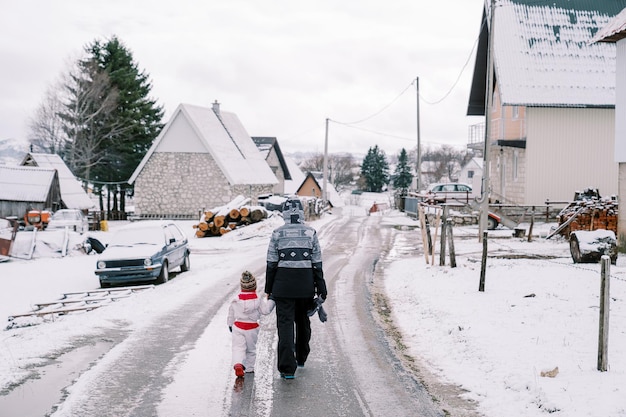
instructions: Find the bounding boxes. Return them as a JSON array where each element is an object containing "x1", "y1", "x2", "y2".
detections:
[{"x1": 274, "y1": 297, "x2": 313, "y2": 374}]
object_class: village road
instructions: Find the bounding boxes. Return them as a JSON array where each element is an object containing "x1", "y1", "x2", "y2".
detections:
[{"x1": 8, "y1": 206, "x2": 446, "y2": 417}]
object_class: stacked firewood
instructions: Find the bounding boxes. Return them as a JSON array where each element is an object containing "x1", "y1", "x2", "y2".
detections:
[
  {"x1": 193, "y1": 195, "x2": 269, "y2": 237},
  {"x1": 555, "y1": 197, "x2": 618, "y2": 238}
]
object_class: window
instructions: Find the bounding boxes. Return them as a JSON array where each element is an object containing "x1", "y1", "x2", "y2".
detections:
[
  {"x1": 467, "y1": 170, "x2": 474, "y2": 179},
  {"x1": 513, "y1": 151, "x2": 519, "y2": 181},
  {"x1": 512, "y1": 106, "x2": 519, "y2": 119},
  {"x1": 168, "y1": 224, "x2": 185, "y2": 242}
]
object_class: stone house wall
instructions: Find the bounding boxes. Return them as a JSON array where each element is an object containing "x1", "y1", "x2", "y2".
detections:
[{"x1": 133, "y1": 152, "x2": 274, "y2": 217}]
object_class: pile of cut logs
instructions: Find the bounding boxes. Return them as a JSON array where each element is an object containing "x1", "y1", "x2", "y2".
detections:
[
  {"x1": 553, "y1": 197, "x2": 618, "y2": 239},
  {"x1": 193, "y1": 195, "x2": 269, "y2": 238}
]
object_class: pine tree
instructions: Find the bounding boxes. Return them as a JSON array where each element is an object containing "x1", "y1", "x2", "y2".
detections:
[
  {"x1": 360, "y1": 145, "x2": 390, "y2": 192},
  {"x1": 86, "y1": 36, "x2": 164, "y2": 215},
  {"x1": 392, "y1": 148, "x2": 413, "y2": 196}
]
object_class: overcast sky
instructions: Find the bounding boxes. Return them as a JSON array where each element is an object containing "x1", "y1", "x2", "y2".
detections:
[{"x1": 0, "y1": 0, "x2": 485, "y2": 157}]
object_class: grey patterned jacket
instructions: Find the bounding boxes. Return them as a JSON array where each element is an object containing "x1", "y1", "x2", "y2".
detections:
[{"x1": 264, "y1": 199, "x2": 327, "y2": 299}]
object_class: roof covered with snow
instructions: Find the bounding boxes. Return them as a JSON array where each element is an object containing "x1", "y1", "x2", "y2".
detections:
[
  {"x1": 468, "y1": 0, "x2": 626, "y2": 115},
  {"x1": 21, "y1": 153, "x2": 95, "y2": 210},
  {"x1": 283, "y1": 156, "x2": 306, "y2": 195},
  {"x1": 129, "y1": 103, "x2": 278, "y2": 186},
  {"x1": 593, "y1": 6, "x2": 626, "y2": 43},
  {"x1": 252, "y1": 136, "x2": 292, "y2": 180},
  {"x1": 0, "y1": 165, "x2": 57, "y2": 203}
]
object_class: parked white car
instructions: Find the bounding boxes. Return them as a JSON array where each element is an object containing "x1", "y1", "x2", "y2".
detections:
[
  {"x1": 422, "y1": 182, "x2": 474, "y2": 204},
  {"x1": 46, "y1": 209, "x2": 89, "y2": 234}
]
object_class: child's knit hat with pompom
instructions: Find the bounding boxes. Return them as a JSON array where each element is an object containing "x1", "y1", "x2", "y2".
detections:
[{"x1": 240, "y1": 271, "x2": 256, "y2": 291}]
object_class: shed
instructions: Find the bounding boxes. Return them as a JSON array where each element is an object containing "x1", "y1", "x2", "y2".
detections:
[
  {"x1": 0, "y1": 165, "x2": 62, "y2": 218},
  {"x1": 295, "y1": 172, "x2": 343, "y2": 208}
]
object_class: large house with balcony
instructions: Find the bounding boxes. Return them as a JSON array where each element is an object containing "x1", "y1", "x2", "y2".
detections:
[
  {"x1": 467, "y1": 0, "x2": 626, "y2": 206},
  {"x1": 593, "y1": 7, "x2": 626, "y2": 247}
]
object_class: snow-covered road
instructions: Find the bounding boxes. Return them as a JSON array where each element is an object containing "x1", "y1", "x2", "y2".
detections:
[{"x1": 2, "y1": 206, "x2": 449, "y2": 417}]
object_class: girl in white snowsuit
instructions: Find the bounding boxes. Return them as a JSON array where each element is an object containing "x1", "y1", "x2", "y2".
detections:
[{"x1": 227, "y1": 271, "x2": 275, "y2": 377}]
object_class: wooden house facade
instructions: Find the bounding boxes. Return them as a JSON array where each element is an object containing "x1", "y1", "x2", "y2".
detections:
[{"x1": 0, "y1": 166, "x2": 61, "y2": 218}]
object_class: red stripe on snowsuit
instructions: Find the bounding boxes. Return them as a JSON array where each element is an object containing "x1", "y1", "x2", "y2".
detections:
[
  {"x1": 239, "y1": 292, "x2": 258, "y2": 300},
  {"x1": 234, "y1": 321, "x2": 259, "y2": 330}
]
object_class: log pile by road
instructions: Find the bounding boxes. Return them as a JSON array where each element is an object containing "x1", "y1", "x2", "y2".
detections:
[
  {"x1": 553, "y1": 196, "x2": 618, "y2": 239},
  {"x1": 193, "y1": 195, "x2": 269, "y2": 238}
]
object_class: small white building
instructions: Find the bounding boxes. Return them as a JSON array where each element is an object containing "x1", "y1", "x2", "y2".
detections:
[{"x1": 458, "y1": 157, "x2": 483, "y2": 195}]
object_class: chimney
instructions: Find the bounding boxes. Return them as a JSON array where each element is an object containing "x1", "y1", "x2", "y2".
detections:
[{"x1": 212, "y1": 100, "x2": 220, "y2": 116}]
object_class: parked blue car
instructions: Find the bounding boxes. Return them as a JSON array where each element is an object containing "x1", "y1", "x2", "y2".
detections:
[{"x1": 95, "y1": 221, "x2": 190, "y2": 288}]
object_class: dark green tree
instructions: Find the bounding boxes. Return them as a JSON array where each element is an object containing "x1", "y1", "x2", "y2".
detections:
[
  {"x1": 360, "y1": 145, "x2": 389, "y2": 192},
  {"x1": 86, "y1": 36, "x2": 164, "y2": 216},
  {"x1": 392, "y1": 148, "x2": 413, "y2": 195}
]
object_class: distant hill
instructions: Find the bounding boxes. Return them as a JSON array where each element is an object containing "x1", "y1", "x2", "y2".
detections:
[{"x1": 0, "y1": 138, "x2": 28, "y2": 166}]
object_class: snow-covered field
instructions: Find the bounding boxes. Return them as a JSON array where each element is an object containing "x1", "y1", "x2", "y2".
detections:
[
  {"x1": 1, "y1": 203, "x2": 625, "y2": 417},
  {"x1": 380, "y1": 213, "x2": 626, "y2": 417}
]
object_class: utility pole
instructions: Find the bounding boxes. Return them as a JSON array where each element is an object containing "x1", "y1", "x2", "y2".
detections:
[
  {"x1": 323, "y1": 118, "x2": 329, "y2": 201},
  {"x1": 416, "y1": 76, "x2": 422, "y2": 192},
  {"x1": 479, "y1": 0, "x2": 496, "y2": 241}
]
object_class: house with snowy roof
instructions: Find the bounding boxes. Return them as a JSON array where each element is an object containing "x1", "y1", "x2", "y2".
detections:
[
  {"x1": 21, "y1": 153, "x2": 95, "y2": 211},
  {"x1": 128, "y1": 101, "x2": 278, "y2": 218},
  {"x1": 467, "y1": 0, "x2": 626, "y2": 206},
  {"x1": 592, "y1": 6, "x2": 626, "y2": 247},
  {"x1": 251, "y1": 136, "x2": 291, "y2": 195},
  {"x1": 296, "y1": 171, "x2": 344, "y2": 208}
]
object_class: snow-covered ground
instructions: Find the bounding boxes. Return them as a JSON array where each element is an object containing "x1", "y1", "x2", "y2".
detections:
[{"x1": 1, "y1": 200, "x2": 625, "y2": 417}]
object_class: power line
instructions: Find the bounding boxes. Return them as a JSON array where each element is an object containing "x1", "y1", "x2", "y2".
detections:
[
  {"x1": 330, "y1": 120, "x2": 414, "y2": 141},
  {"x1": 419, "y1": 17, "x2": 485, "y2": 106},
  {"x1": 330, "y1": 121, "x2": 466, "y2": 148},
  {"x1": 337, "y1": 80, "x2": 415, "y2": 125},
  {"x1": 331, "y1": 17, "x2": 484, "y2": 139}
]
